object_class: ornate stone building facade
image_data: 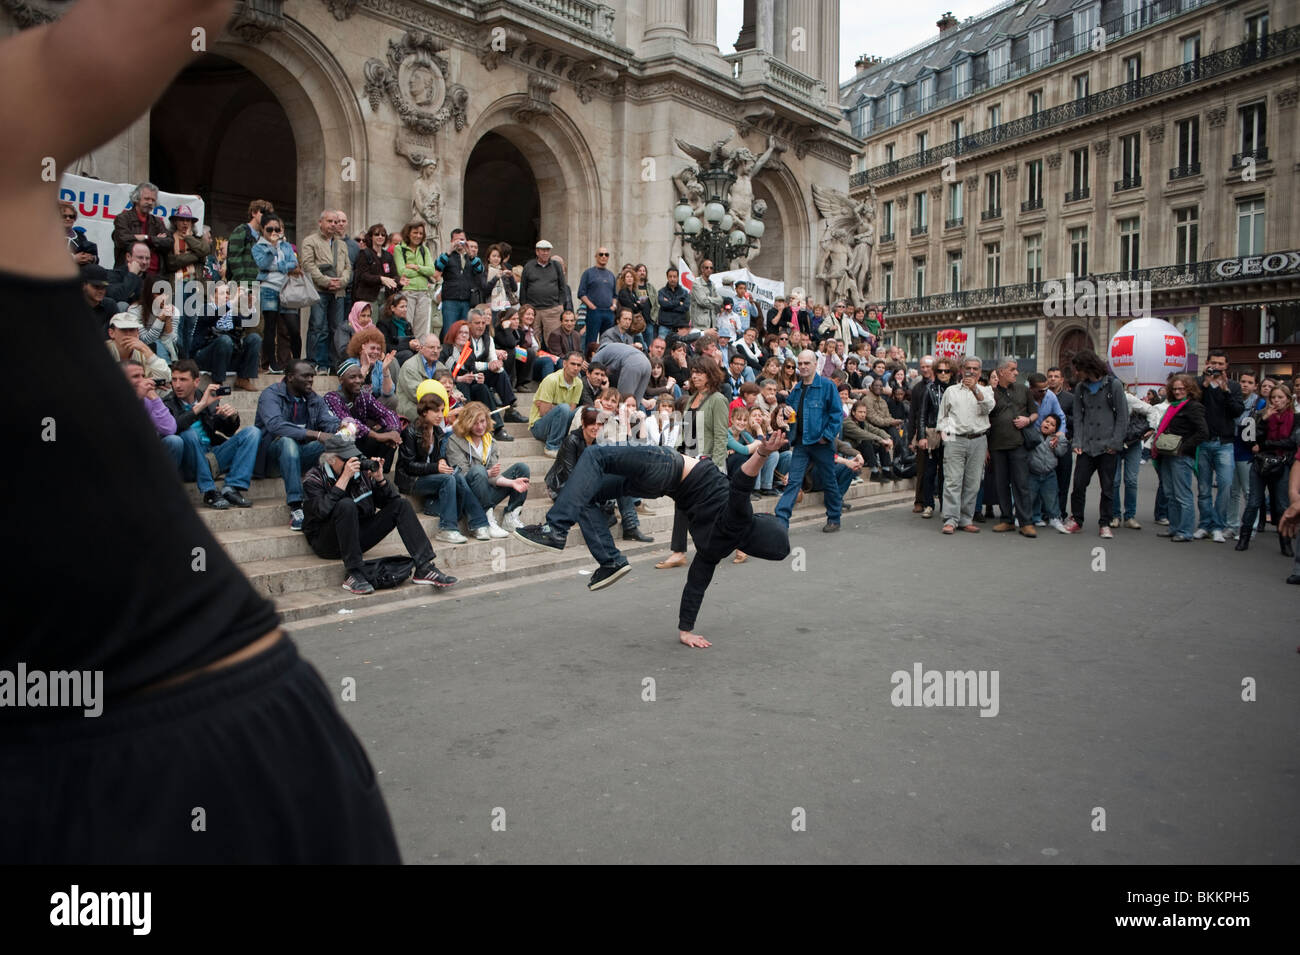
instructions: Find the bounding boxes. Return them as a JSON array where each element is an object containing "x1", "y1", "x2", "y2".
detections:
[
  {"x1": 3, "y1": 0, "x2": 858, "y2": 287},
  {"x1": 842, "y1": 0, "x2": 1300, "y2": 379}
]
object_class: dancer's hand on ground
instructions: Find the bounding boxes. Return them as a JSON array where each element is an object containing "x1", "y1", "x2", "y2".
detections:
[{"x1": 679, "y1": 630, "x2": 711, "y2": 649}]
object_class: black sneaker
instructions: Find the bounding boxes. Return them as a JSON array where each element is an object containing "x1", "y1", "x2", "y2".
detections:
[
  {"x1": 493, "y1": 428, "x2": 515, "y2": 442},
  {"x1": 342, "y1": 573, "x2": 375, "y2": 595},
  {"x1": 412, "y1": 563, "x2": 457, "y2": 587},
  {"x1": 622, "y1": 526, "x2": 655, "y2": 543},
  {"x1": 588, "y1": 561, "x2": 631, "y2": 591},
  {"x1": 514, "y1": 523, "x2": 566, "y2": 551},
  {"x1": 822, "y1": 521, "x2": 840, "y2": 533},
  {"x1": 972, "y1": 512, "x2": 987, "y2": 523},
  {"x1": 503, "y1": 407, "x2": 528, "y2": 424},
  {"x1": 222, "y1": 487, "x2": 253, "y2": 508},
  {"x1": 202, "y1": 489, "x2": 231, "y2": 510}
]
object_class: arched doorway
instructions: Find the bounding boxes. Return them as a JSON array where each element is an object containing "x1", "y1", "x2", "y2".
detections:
[
  {"x1": 1057, "y1": 326, "x2": 1095, "y2": 370},
  {"x1": 151, "y1": 54, "x2": 297, "y2": 240},
  {"x1": 463, "y1": 132, "x2": 541, "y2": 254},
  {"x1": 747, "y1": 179, "x2": 784, "y2": 278}
]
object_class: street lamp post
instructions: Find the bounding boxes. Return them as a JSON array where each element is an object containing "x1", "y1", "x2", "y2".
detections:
[{"x1": 673, "y1": 161, "x2": 765, "y2": 270}]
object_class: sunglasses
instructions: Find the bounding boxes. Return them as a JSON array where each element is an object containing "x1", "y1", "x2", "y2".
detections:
[
  {"x1": 936, "y1": 369, "x2": 953, "y2": 375},
  {"x1": 597, "y1": 253, "x2": 609, "y2": 257},
  {"x1": 62, "y1": 213, "x2": 77, "y2": 221},
  {"x1": 265, "y1": 227, "x2": 282, "y2": 234}
]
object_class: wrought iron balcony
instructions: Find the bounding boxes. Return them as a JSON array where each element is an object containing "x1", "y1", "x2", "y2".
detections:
[
  {"x1": 849, "y1": 23, "x2": 1300, "y2": 189},
  {"x1": 1114, "y1": 176, "x2": 1143, "y2": 192},
  {"x1": 1231, "y1": 147, "x2": 1269, "y2": 168},
  {"x1": 880, "y1": 232, "x2": 895, "y2": 243},
  {"x1": 1169, "y1": 162, "x2": 1201, "y2": 180},
  {"x1": 1064, "y1": 188, "x2": 1091, "y2": 203},
  {"x1": 981, "y1": 208, "x2": 1002, "y2": 221},
  {"x1": 910, "y1": 225, "x2": 929, "y2": 237},
  {"x1": 944, "y1": 217, "x2": 964, "y2": 229},
  {"x1": 1021, "y1": 198, "x2": 1044, "y2": 213}
]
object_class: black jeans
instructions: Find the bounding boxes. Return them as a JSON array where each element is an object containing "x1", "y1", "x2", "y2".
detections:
[
  {"x1": 1054, "y1": 447, "x2": 1074, "y2": 520},
  {"x1": 990, "y1": 445, "x2": 1031, "y2": 525},
  {"x1": 1070, "y1": 451, "x2": 1119, "y2": 527},
  {"x1": 307, "y1": 496, "x2": 434, "y2": 575},
  {"x1": 919, "y1": 448, "x2": 942, "y2": 508}
]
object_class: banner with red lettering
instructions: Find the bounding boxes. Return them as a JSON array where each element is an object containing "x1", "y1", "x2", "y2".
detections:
[{"x1": 58, "y1": 173, "x2": 205, "y2": 266}]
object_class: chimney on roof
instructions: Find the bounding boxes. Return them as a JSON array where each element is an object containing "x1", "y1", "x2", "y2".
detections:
[
  {"x1": 855, "y1": 54, "x2": 883, "y2": 73},
  {"x1": 937, "y1": 11, "x2": 959, "y2": 34}
]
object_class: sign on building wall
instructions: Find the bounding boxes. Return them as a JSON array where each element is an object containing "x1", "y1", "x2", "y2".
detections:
[{"x1": 58, "y1": 174, "x2": 205, "y2": 266}]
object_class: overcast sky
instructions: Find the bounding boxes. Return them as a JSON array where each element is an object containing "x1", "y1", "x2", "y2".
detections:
[{"x1": 716, "y1": 0, "x2": 1003, "y2": 84}]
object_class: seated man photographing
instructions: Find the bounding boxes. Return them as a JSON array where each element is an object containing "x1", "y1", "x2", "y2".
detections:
[
  {"x1": 514, "y1": 431, "x2": 791, "y2": 649},
  {"x1": 164, "y1": 358, "x2": 260, "y2": 510},
  {"x1": 301, "y1": 428, "x2": 458, "y2": 595}
]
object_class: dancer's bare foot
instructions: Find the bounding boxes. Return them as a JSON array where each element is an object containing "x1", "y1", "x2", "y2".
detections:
[
  {"x1": 656, "y1": 552, "x2": 687, "y2": 569},
  {"x1": 679, "y1": 630, "x2": 711, "y2": 648}
]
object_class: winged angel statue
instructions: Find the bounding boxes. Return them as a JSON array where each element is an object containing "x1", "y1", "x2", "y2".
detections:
[{"x1": 811, "y1": 183, "x2": 876, "y2": 308}]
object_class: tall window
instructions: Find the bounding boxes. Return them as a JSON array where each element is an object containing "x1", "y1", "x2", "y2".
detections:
[
  {"x1": 1175, "y1": 206, "x2": 1198, "y2": 266},
  {"x1": 1026, "y1": 234, "x2": 1043, "y2": 284},
  {"x1": 1123, "y1": 55, "x2": 1141, "y2": 85},
  {"x1": 948, "y1": 251, "x2": 963, "y2": 293},
  {"x1": 1120, "y1": 132, "x2": 1141, "y2": 184},
  {"x1": 988, "y1": 43, "x2": 1009, "y2": 84},
  {"x1": 948, "y1": 181, "x2": 963, "y2": 224},
  {"x1": 1245, "y1": 11, "x2": 1269, "y2": 56},
  {"x1": 1176, "y1": 116, "x2": 1200, "y2": 169},
  {"x1": 953, "y1": 60, "x2": 970, "y2": 96},
  {"x1": 1026, "y1": 159, "x2": 1043, "y2": 205},
  {"x1": 1073, "y1": 73, "x2": 1090, "y2": 101},
  {"x1": 1070, "y1": 147, "x2": 1090, "y2": 195},
  {"x1": 913, "y1": 257, "x2": 926, "y2": 297},
  {"x1": 1073, "y1": 5, "x2": 1097, "y2": 53},
  {"x1": 1122, "y1": 0, "x2": 1141, "y2": 32},
  {"x1": 987, "y1": 104, "x2": 1002, "y2": 128},
  {"x1": 917, "y1": 131, "x2": 930, "y2": 153},
  {"x1": 1028, "y1": 90, "x2": 1043, "y2": 115},
  {"x1": 1119, "y1": 217, "x2": 1140, "y2": 273},
  {"x1": 919, "y1": 75, "x2": 935, "y2": 108},
  {"x1": 885, "y1": 142, "x2": 896, "y2": 163},
  {"x1": 1236, "y1": 197, "x2": 1265, "y2": 255},
  {"x1": 1070, "y1": 226, "x2": 1089, "y2": 277},
  {"x1": 985, "y1": 170, "x2": 1002, "y2": 214},
  {"x1": 887, "y1": 89, "x2": 902, "y2": 122},
  {"x1": 882, "y1": 200, "x2": 894, "y2": 238},
  {"x1": 1029, "y1": 25, "x2": 1051, "y2": 70},
  {"x1": 985, "y1": 241, "x2": 1002, "y2": 287},
  {"x1": 1239, "y1": 102, "x2": 1267, "y2": 156},
  {"x1": 1181, "y1": 33, "x2": 1201, "y2": 79},
  {"x1": 951, "y1": 118, "x2": 965, "y2": 141},
  {"x1": 882, "y1": 263, "x2": 894, "y2": 303},
  {"x1": 913, "y1": 191, "x2": 928, "y2": 233}
]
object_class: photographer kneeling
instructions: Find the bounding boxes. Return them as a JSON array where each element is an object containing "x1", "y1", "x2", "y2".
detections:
[{"x1": 302, "y1": 430, "x2": 458, "y2": 595}]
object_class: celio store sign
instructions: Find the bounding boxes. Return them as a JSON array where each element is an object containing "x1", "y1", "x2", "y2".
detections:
[{"x1": 1214, "y1": 251, "x2": 1300, "y2": 279}]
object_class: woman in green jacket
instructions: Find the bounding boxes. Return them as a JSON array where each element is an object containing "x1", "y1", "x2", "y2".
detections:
[
  {"x1": 655, "y1": 355, "x2": 730, "y2": 569},
  {"x1": 394, "y1": 221, "x2": 440, "y2": 338}
]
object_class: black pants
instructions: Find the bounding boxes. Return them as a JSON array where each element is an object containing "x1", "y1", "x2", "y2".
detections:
[
  {"x1": 854, "y1": 440, "x2": 891, "y2": 471},
  {"x1": 913, "y1": 449, "x2": 928, "y2": 503},
  {"x1": 261, "y1": 309, "x2": 301, "y2": 369},
  {"x1": 1071, "y1": 451, "x2": 1119, "y2": 526},
  {"x1": 990, "y1": 445, "x2": 1031, "y2": 525},
  {"x1": 1054, "y1": 447, "x2": 1074, "y2": 520},
  {"x1": 0, "y1": 637, "x2": 399, "y2": 863},
  {"x1": 307, "y1": 496, "x2": 433, "y2": 575},
  {"x1": 919, "y1": 448, "x2": 943, "y2": 508}
]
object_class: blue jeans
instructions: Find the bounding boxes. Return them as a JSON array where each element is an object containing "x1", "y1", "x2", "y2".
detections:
[
  {"x1": 544, "y1": 446, "x2": 680, "y2": 566},
  {"x1": 466, "y1": 462, "x2": 530, "y2": 513},
  {"x1": 774, "y1": 441, "x2": 842, "y2": 525},
  {"x1": 162, "y1": 434, "x2": 185, "y2": 470},
  {"x1": 196, "y1": 333, "x2": 262, "y2": 383},
  {"x1": 1159, "y1": 455, "x2": 1196, "y2": 538},
  {"x1": 1153, "y1": 461, "x2": 1169, "y2": 521},
  {"x1": 1028, "y1": 470, "x2": 1059, "y2": 523},
  {"x1": 307, "y1": 291, "x2": 344, "y2": 368},
  {"x1": 529, "y1": 356, "x2": 557, "y2": 382},
  {"x1": 440, "y1": 299, "x2": 470, "y2": 328},
  {"x1": 1228, "y1": 459, "x2": 1253, "y2": 533},
  {"x1": 1195, "y1": 438, "x2": 1234, "y2": 532},
  {"x1": 806, "y1": 459, "x2": 855, "y2": 499},
  {"x1": 1110, "y1": 442, "x2": 1143, "y2": 521},
  {"x1": 411, "y1": 472, "x2": 488, "y2": 529},
  {"x1": 178, "y1": 427, "x2": 260, "y2": 492},
  {"x1": 267, "y1": 436, "x2": 324, "y2": 506},
  {"x1": 530, "y1": 403, "x2": 572, "y2": 451},
  {"x1": 584, "y1": 308, "x2": 614, "y2": 349}
]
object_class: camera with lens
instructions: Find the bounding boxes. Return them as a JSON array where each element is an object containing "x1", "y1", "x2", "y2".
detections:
[{"x1": 357, "y1": 458, "x2": 380, "y2": 472}]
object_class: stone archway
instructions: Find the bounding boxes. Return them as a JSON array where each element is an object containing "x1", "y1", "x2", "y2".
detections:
[
  {"x1": 458, "y1": 98, "x2": 601, "y2": 270},
  {"x1": 1053, "y1": 324, "x2": 1095, "y2": 371},
  {"x1": 463, "y1": 132, "x2": 542, "y2": 255},
  {"x1": 749, "y1": 162, "x2": 812, "y2": 293}
]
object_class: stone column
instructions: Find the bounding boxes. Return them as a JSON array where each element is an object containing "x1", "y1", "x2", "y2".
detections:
[
  {"x1": 643, "y1": 0, "x2": 689, "y2": 55},
  {"x1": 688, "y1": 0, "x2": 717, "y2": 51},
  {"x1": 756, "y1": 0, "x2": 774, "y2": 54},
  {"x1": 772, "y1": 0, "x2": 787, "y2": 59},
  {"x1": 783, "y1": 0, "x2": 813, "y2": 74},
  {"x1": 819, "y1": 1, "x2": 838, "y2": 107}
]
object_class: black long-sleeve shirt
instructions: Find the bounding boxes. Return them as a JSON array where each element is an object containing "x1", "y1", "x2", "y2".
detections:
[{"x1": 1196, "y1": 377, "x2": 1245, "y2": 440}]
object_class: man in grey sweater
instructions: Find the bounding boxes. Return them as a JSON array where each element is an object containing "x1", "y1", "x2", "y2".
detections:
[{"x1": 1063, "y1": 349, "x2": 1128, "y2": 538}]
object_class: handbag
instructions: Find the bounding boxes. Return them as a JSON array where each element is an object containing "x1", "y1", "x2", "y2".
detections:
[
  {"x1": 1154, "y1": 432, "x2": 1182, "y2": 455},
  {"x1": 1254, "y1": 452, "x2": 1287, "y2": 480},
  {"x1": 279, "y1": 272, "x2": 319, "y2": 309}
]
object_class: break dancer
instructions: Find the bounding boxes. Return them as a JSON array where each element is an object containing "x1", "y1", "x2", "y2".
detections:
[
  {"x1": 4, "y1": 0, "x2": 398, "y2": 862},
  {"x1": 514, "y1": 432, "x2": 791, "y2": 648}
]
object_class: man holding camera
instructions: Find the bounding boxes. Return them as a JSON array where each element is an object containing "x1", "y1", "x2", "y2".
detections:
[
  {"x1": 434, "y1": 228, "x2": 483, "y2": 330},
  {"x1": 1195, "y1": 351, "x2": 1245, "y2": 542},
  {"x1": 302, "y1": 432, "x2": 457, "y2": 595},
  {"x1": 163, "y1": 359, "x2": 259, "y2": 510}
]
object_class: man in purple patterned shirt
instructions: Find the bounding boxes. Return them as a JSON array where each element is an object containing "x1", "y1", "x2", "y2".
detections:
[{"x1": 325, "y1": 358, "x2": 404, "y2": 473}]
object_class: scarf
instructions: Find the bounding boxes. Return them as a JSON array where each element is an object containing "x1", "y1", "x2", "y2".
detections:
[{"x1": 348, "y1": 301, "x2": 372, "y2": 335}]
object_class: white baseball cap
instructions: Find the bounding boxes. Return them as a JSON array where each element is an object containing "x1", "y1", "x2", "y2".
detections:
[{"x1": 535, "y1": 239, "x2": 553, "y2": 250}]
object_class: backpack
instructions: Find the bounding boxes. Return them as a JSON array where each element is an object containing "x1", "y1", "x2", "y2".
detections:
[
  {"x1": 1100, "y1": 378, "x2": 1149, "y2": 447},
  {"x1": 360, "y1": 555, "x2": 414, "y2": 589}
]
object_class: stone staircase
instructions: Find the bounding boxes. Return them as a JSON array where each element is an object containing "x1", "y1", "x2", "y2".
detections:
[{"x1": 198, "y1": 374, "x2": 915, "y2": 624}]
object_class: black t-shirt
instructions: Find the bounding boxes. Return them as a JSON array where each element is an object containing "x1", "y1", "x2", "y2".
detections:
[{"x1": 6, "y1": 271, "x2": 280, "y2": 719}]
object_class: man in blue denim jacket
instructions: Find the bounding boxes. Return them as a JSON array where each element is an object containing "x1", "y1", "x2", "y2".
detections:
[{"x1": 774, "y1": 350, "x2": 846, "y2": 532}]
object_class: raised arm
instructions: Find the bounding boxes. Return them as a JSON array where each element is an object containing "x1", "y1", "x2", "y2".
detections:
[{"x1": 0, "y1": 0, "x2": 236, "y2": 278}]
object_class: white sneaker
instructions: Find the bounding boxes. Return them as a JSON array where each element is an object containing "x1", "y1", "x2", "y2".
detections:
[
  {"x1": 502, "y1": 507, "x2": 524, "y2": 531},
  {"x1": 542, "y1": 448, "x2": 558, "y2": 458},
  {"x1": 1192, "y1": 528, "x2": 1209, "y2": 540},
  {"x1": 1211, "y1": 529, "x2": 1226, "y2": 543},
  {"x1": 1155, "y1": 517, "x2": 1170, "y2": 526},
  {"x1": 436, "y1": 528, "x2": 468, "y2": 544},
  {"x1": 487, "y1": 515, "x2": 510, "y2": 539},
  {"x1": 1050, "y1": 518, "x2": 1068, "y2": 534},
  {"x1": 472, "y1": 526, "x2": 492, "y2": 541},
  {"x1": 1035, "y1": 519, "x2": 1046, "y2": 527}
]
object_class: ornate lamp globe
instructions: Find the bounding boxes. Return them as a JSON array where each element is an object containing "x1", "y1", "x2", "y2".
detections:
[
  {"x1": 674, "y1": 199, "x2": 692, "y2": 224},
  {"x1": 683, "y1": 216, "x2": 702, "y2": 235},
  {"x1": 729, "y1": 229, "x2": 747, "y2": 247},
  {"x1": 704, "y1": 201, "x2": 726, "y2": 224},
  {"x1": 719, "y1": 213, "x2": 734, "y2": 232},
  {"x1": 744, "y1": 218, "x2": 765, "y2": 238}
]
